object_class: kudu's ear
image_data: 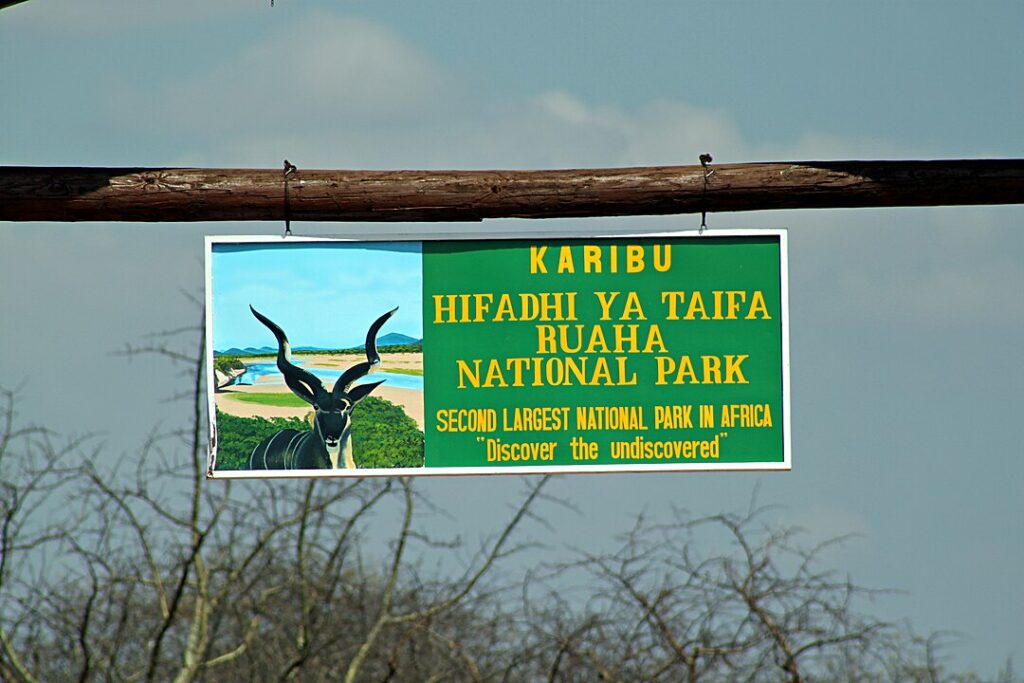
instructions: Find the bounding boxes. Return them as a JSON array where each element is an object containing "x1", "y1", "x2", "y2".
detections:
[
  {"x1": 284, "y1": 376, "x2": 318, "y2": 405},
  {"x1": 333, "y1": 307, "x2": 398, "y2": 396},
  {"x1": 250, "y1": 305, "x2": 324, "y2": 405},
  {"x1": 348, "y1": 379, "x2": 386, "y2": 404}
]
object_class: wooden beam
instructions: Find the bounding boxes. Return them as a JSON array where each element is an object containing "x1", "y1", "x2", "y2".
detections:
[{"x1": 2, "y1": 160, "x2": 1023, "y2": 223}]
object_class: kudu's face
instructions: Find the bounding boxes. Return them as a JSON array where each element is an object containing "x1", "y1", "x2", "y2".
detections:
[{"x1": 312, "y1": 392, "x2": 354, "y2": 450}]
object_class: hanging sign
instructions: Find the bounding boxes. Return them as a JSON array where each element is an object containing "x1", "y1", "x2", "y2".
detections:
[{"x1": 206, "y1": 230, "x2": 789, "y2": 477}]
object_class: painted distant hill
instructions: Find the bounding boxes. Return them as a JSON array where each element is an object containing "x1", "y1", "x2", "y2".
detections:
[
  {"x1": 215, "y1": 333, "x2": 421, "y2": 356},
  {"x1": 215, "y1": 346, "x2": 276, "y2": 356},
  {"x1": 371, "y1": 332, "x2": 421, "y2": 347}
]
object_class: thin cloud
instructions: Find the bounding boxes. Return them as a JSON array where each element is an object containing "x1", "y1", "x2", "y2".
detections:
[{"x1": 107, "y1": 11, "x2": 450, "y2": 141}]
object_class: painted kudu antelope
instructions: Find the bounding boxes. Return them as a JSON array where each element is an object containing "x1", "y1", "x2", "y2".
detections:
[{"x1": 247, "y1": 305, "x2": 397, "y2": 470}]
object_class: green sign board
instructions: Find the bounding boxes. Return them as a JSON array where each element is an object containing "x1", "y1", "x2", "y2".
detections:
[{"x1": 206, "y1": 231, "x2": 789, "y2": 478}]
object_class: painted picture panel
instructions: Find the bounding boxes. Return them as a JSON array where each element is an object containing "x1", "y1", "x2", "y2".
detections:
[{"x1": 205, "y1": 231, "x2": 789, "y2": 478}]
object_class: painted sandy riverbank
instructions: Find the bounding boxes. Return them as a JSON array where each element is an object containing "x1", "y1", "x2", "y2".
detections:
[
  {"x1": 272, "y1": 351, "x2": 423, "y2": 372},
  {"x1": 215, "y1": 352, "x2": 424, "y2": 429}
]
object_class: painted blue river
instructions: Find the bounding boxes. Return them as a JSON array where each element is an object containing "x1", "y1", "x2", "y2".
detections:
[{"x1": 234, "y1": 361, "x2": 423, "y2": 391}]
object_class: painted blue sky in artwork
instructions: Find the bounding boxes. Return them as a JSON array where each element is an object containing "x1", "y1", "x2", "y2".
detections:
[{"x1": 211, "y1": 241, "x2": 422, "y2": 350}]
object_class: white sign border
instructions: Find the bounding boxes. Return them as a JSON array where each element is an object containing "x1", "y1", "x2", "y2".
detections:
[{"x1": 205, "y1": 228, "x2": 791, "y2": 478}]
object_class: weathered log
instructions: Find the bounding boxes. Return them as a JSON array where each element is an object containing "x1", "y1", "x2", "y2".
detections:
[{"x1": 2, "y1": 160, "x2": 1023, "y2": 223}]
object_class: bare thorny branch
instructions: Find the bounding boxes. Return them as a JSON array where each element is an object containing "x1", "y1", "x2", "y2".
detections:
[{"x1": 343, "y1": 475, "x2": 551, "y2": 683}]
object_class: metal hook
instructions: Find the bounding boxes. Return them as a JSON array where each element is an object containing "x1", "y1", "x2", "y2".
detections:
[
  {"x1": 283, "y1": 159, "x2": 297, "y2": 237},
  {"x1": 699, "y1": 153, "x2": 713, "y2": 234}
]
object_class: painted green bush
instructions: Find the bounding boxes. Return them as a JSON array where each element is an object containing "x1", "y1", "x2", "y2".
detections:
[
  {"x1": 349, "y1": 396, "x2": 425, "y2": 469},
  {"x1": 213, "y1": 355, "x2": 246, "y2": 375},
  {"x1": 214, "y1": 411, "x2": 309, "y2": 470}
]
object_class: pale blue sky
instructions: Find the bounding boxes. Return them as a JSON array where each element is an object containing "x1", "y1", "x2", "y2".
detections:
[
  {"x1": 211, "y1": 241, "x2": 422, "y2": 349},
  {"x1": 1, "y1": 1, "x2": 1022, "y2": 672}
]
